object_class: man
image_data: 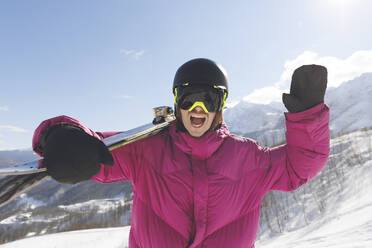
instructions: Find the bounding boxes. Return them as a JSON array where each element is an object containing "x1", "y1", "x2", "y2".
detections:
[{"x1": 33, "y1": 58, "x2": 330, "y2": 247}]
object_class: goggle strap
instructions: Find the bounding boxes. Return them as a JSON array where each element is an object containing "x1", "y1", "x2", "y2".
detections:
[
  {"x1": 174, "y1": 88, "x2": 178, "y2": 104},
  {"x1": 222, "y1": 92, "x2": 227, "y2": 109}
]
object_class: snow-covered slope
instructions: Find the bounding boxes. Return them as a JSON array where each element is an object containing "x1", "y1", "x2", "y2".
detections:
[
  {"x1": 0, "y1": 226, "x2": 130, "y2": 248},
  {"x1": 224, "y1": 72, "x2": 372, "y2": 144},
  {"x1": 0, "y1": 73, "x2": 370, "y2": 246},
  {"x1": 255, "y1": 128, "x2": 372, "y2": 244},
  {"x1": 326, "y1": 72, "x2": 372, "y2": 135},
  {"x1": 1, "y1": 129, "x2": 371, "y2": 248},
  {"x1": 257, "y1": 163, "x2": 372, "y2": 247}
]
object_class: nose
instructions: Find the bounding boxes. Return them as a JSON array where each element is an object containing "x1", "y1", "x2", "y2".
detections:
[{"x1": 191, "y1": 106, "x2": 206, "y2": 113}]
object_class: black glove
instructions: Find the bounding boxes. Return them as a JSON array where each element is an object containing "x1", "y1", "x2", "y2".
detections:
[
  {"x1": 42, "y1": 125, "x2": 114, "y2": 184},
  {"x1": 282, "y1": 64, "x2": 327, "y2": 113}
]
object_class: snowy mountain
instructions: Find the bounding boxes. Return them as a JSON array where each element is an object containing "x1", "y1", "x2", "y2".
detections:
[
  {"x1": 0, "y1": 150, "x2": 38, "y2": 164},
  {"x1": 0, "y1": 150, "x2": 38, "y2": 168},
  {"x1": 1, "y1": 128, "x2": 371, "y2": 247},
  {"x1": 0, "y1": 73, "x2": 371, "y2": 246},
  {"x1": 0, "y1": 156, "x2": 14, "y2": 169},
  {"x1": 0, "y1": 149, "x2": 133, "y2": 244},
  {"x1": 224, "y1": 101, "x2": 285, "y2": 146},
  {"x1": 224, "y1": 72, "x2": 372, "y2": 145},
  {"x1": 256, "y1": 128, "x2": 372, "y2": 247},
  {"x1": 326, "y1": 72, "x2": 372, "y2": 135}
]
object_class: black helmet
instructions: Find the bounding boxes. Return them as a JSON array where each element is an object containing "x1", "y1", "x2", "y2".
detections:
[{"x1": 172, "y1": 58, "x2": 229, "y2": 96}]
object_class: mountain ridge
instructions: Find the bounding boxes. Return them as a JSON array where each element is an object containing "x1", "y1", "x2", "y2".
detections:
[
  {"x1": 0, "y1": 72, "x2": 371, "y2": 244},
  {"x1": 223, "y1": 72, "x2": 372, "y2": 145}
]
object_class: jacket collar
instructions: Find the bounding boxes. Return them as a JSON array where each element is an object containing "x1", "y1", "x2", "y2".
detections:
[{"x1": 169, "y1": 122, "x2": 229, "y2": 160}]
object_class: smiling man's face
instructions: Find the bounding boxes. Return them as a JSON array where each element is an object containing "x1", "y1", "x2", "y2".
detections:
[{"x1": 180, "y1": 106, "x2": 216, "y2": 138}]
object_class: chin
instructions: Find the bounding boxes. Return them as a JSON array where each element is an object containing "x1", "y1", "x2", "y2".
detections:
[{"x1": 186, "y1": 126, "x2": 208, "y2": 138}]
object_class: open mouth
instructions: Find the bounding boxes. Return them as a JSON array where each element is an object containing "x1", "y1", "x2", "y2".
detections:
[{"x1": 190, "y1": 116, "x2": 206, "y2": 127}]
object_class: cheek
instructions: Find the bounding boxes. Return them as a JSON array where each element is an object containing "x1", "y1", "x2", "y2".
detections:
[
  {"x1": 179, "y1": 109, "x2": 189, "y2": 123},
  {"x1": 208, "y1": 113, "x2": 216, "y2": 123}
]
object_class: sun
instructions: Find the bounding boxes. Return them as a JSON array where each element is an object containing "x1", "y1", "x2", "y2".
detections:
[
  {"x1": 326, "y1": 0, "x2": 357, "y2": 15},
  {"x1": 321, "y1": 0, "x2": 361, "y2": 25}
]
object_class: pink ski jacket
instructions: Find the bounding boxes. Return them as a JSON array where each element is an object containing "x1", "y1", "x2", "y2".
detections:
[{"x1": 33, "y1": 103, "x2": 330, "y2": 248}]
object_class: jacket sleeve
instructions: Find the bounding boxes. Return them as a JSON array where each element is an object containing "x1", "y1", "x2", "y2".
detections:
[
  {"x1": 91, "y1": 132, "x2": 143, "y2": 184},
  {"x1": 32, "y1": 115, "x2": 141, "y2": 183},
  {"x1": 258, "y1": 103, "x2": 330, "y2": 192}
]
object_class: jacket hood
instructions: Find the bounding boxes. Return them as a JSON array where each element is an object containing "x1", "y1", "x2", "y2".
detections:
[{"x1": 169, "y1": 122, "x2": 229, "y2": 160}]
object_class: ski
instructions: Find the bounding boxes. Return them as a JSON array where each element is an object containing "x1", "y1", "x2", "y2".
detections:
[
  {"x1": 0, "y1": 106, "x2": 176, "y2": 207},
  {"x1": 0, "y1": 172, "x2": 49, "y2": 207}
]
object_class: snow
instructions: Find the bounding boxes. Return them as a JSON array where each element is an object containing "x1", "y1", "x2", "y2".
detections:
[
  {"x1": 256, "y1": 132, "x2": 372, "y2": 248},
  {"x1": 0, "y1": 226, "x2": 131, "y2": 248},
  {"x1": 224, "y1": 72, "x2": 372, "y2": 145},
  {"x1": 0, "y1": 211, "x2": 67, "y2": 225},
  {"x1": 16, "y1": 194, "x2": 46, "y2": 210},
  {"x1": 58, "y1": 198, "x2": 127, "y2": 214},
  {"x1": 257, "y1": 163, "x2": 372, "y2": 247},
  {"x1": 0, "y1": 212, "x2": 32, "y2": 225},
  {"x1": 1, "y1": 130, "x2": 371, "y2": 247},
  {"x1": 2, "y1": 73, "x2": 372, "y2": 248}
]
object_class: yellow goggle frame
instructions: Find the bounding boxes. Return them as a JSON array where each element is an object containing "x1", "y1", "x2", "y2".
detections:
[{"x1": 174, "y1": 84, "x2": 227, "y2": 112}]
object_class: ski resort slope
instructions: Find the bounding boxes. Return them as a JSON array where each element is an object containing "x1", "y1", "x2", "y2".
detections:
[
  {"x1": 1, "y1": 130, "x2": 372, "y2": 248},
  {"x1": 0, "y1": 226, "x2": 131, "y2": 248},
  {"x1": 2, "y1": 163, "x2": 372, "y2": 248},
  {"x1": 257, "y1": 160, "x2": 372, "y2": 248}
]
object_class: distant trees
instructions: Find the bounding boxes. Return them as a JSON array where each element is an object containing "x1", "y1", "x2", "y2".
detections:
[
  {"x1": 1, "y1": 127, "x2": 371, "y2": 244},
  {"x1": 0, "y1": 196, "x2": 132, "y2": 244},
  {"x1": 258, "y1": 127, "x2": 372, "y2": 238}
]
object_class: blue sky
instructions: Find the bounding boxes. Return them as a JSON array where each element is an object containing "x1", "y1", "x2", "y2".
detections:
[{"x1": 1, "y1": 0, "x2": 372, "y2": 150}]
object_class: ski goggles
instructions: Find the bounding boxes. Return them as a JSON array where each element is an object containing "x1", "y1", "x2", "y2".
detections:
[{"x1": 174, "y1": 83, "x2": 227, "y2": 113}]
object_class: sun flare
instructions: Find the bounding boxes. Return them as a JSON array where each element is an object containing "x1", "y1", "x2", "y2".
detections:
[{"x1": 326, "y1": 0, "x2": 357, "y2": 14}]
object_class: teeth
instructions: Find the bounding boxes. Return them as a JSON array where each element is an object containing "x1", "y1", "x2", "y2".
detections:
[
  {"x1": 190, "y1": 116, "x2": 206, "y2": 120},
  {"x1": 190, "y1": 116, "x2": 206, "y2": 128},
  {"x1": 190, "y1": 115, "x2": 206, "y2": 118}
]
